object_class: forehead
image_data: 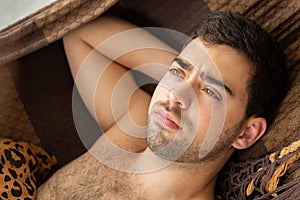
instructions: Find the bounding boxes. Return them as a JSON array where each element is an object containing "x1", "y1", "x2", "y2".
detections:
[
  {"x1": 179, "y1": 39, "x2": 210, "y2": 69},
  {"x1": 180, "y1": 38, "x2": 250, "y2": 70}
]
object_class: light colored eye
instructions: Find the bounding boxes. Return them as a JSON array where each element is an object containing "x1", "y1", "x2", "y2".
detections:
[
  {"x1": 205, "y1": 88, "x2": 220, "y2": 101},
  {"x1": 170, "y1": 68, "x2": 182, "y2": 77}
]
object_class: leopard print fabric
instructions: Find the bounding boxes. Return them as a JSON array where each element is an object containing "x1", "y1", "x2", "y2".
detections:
[{"x1": 0, "y1": 137, "x2": 56, "y2": 200}]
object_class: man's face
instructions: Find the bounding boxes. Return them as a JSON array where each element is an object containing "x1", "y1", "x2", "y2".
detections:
[{"x1": 146, "y1": 38, "x2": 253, "y2": 163}]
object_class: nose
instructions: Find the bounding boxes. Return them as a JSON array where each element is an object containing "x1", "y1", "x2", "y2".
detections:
[{"x1": 167, "y1": 82, "x2": 193, "y2": 110}]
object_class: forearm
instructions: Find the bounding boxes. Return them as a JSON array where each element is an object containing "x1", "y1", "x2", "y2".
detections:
[{"x1": 65, "y1": 14, "x2": 177, "y2": 80}]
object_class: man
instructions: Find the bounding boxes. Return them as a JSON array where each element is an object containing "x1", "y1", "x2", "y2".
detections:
[{"x1": 37, "y1": 12, "x2": 288, "y2": 199}]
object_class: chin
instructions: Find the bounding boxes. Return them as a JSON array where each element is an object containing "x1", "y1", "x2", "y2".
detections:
[{"x1": 147, "y1": 135, "x2": 199, "y2": 163}]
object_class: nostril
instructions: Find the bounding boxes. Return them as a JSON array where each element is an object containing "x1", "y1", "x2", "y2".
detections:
[{"x1": 167, "y1": 89, "x2": 190, "y2": 110}]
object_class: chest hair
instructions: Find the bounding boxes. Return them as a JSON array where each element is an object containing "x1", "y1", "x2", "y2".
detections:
[{"x1": 37, "y1": 152, "x2": 147, "y2": 200}]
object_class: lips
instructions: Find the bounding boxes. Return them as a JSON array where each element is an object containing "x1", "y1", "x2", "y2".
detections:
[{"x1": 153, "y1": 109, "x2": 181, "y2": 131}]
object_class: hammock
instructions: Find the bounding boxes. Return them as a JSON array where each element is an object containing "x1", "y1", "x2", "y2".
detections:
[
  {"x1": 0, "y1": 0, "x2": 118, "y2": 65},
  {"x1": 0, "y1": 0, "x2": 299, "y2": 199}
]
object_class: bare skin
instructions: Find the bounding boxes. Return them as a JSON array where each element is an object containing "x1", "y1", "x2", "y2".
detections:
[{"x1": 37, "y1": 15, "x2": 267, "y2": 200}]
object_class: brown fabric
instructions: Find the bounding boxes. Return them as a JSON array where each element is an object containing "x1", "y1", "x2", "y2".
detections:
[
  {"x1": 217, "y1": 140, "x2": 300, "y2": 200},
  {"x1": 0, "y1": 0, "x2": 119, "y2": 168},
  {"x1": 15, "y1": 40, "x2": 88, "y2": 170},
  {"x1": 0, "y1": 0, "x2": 298, "y2": 198},
  {"x1": 0, "y1": 65, "x2": 40, "y2": 145},
  {"x1": 205, "y1": 0, "x2": 300, "y2": 160},
  {"x1": 0, "y1": 0, "x2": 119, "y2": 65},
  {"x1": 112, "y1": 0, "x2": 211, "y2": 35}
]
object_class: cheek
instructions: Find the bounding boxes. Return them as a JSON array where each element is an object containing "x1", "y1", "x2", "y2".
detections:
[
  {"x1": 196, "y1": 95, "x2": 218, "y2": 124},
  {"x1": 187, "y1": 101, "x2": 213, "y2": 138},
  {"x1": 191, "y1": 98, "x2": 232, "y2": 146},
  {"x1": 223, "y1": 100, "x2": 247, "y2": 129}
]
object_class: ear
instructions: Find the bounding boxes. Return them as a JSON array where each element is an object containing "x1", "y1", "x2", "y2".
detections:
[{"x1": 232, "y1": 117, "x2": 267, "y2": 150}]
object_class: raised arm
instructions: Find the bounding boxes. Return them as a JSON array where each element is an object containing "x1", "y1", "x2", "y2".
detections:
[{"x1": 63, "y1": 14, "x2": 176, "y2": 145}]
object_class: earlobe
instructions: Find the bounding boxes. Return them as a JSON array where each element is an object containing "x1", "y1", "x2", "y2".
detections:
[{"x1": 232, "y1": 117, "x2": 267, "y2": 149}]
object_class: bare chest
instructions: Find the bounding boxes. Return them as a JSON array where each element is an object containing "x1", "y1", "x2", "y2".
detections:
[
  {"x1": 38, "y1": 152, "x2": 146, "y2": 200},
  {"x1": 85, "y1": 165, "x2": 145, "y2": 200}
]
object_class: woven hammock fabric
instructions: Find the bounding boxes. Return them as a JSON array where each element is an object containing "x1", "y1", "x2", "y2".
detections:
[
  {"x1": 0, "y1": 66, "x2": 40, "y2": 145},
  {"x1": 0, "y1": 0, "x2": 299, "y2": 198},
  {"x1": 0, "y1": 0, "x2": 119, "y2": 65},
  {"x1": 217, "y1": 140, "x2": 300, "y2": 200}
]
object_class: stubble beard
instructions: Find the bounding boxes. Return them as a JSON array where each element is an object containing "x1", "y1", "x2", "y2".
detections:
[
  {"x1": 146, "y1": 102, "x2": 244, "y2": 164},
  {"x1": 146, "y1": 101, "x2": 197, "y2": 162},
  {"x1": 196, "y1": 120, "x2": 244, "y2": 162}
]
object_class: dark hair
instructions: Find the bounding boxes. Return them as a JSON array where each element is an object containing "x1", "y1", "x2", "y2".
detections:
[{"x1": 192, "y1": 12, "x2": 288, "y2": 124}]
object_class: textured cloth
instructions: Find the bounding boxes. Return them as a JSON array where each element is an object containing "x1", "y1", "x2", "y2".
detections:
[
  {"x1": 0, "y1": 66, "x2": 39, "y2": 145},
  {"x1": 217, "y1": 140, "x2": 300, "y2": 200},
  {"x1": 0, "y1": 0, "x2": 119, "y2": 161},
  {"x1": 0, "y1": 0, "x2": 299, "y2": 198},
  {"x1": 0, "y1": 0, "x2": 119, "y2": 65}
]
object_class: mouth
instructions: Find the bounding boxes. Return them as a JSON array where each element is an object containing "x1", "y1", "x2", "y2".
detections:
[{"x1": 153, "y1": 109, "x2": 181, "y2": 131}]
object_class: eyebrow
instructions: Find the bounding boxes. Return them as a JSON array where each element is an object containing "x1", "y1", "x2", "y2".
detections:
[
  {"x1": 173, "y1": 57, "x2": 194, "y2": 71},
  {"x1": 201, "y1": 73, "x2": 233, "y2": 96},
  {"x1": 173, "y1": 57, "x2": 233, "y2": 96}
]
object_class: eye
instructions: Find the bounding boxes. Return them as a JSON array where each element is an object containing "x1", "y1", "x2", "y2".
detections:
[
  {"x1": 170, "y1": 68, "x2": 184, "y2": 78},
  {"x1": 204, "y1": 88, "x2": 221, "y2": 101}
]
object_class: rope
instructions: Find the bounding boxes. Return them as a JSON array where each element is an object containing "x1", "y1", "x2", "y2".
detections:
[{"x1": 217, "y1": 139, "x2": 300, "y2": 200}]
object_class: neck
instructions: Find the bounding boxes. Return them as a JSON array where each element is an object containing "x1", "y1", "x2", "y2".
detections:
[
  {"x1": 136, "y1": 148, "x2": 229, "y2": 200},
  {"x1": 90, "y1": 136, "x2": 233, "y2": 199}
]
